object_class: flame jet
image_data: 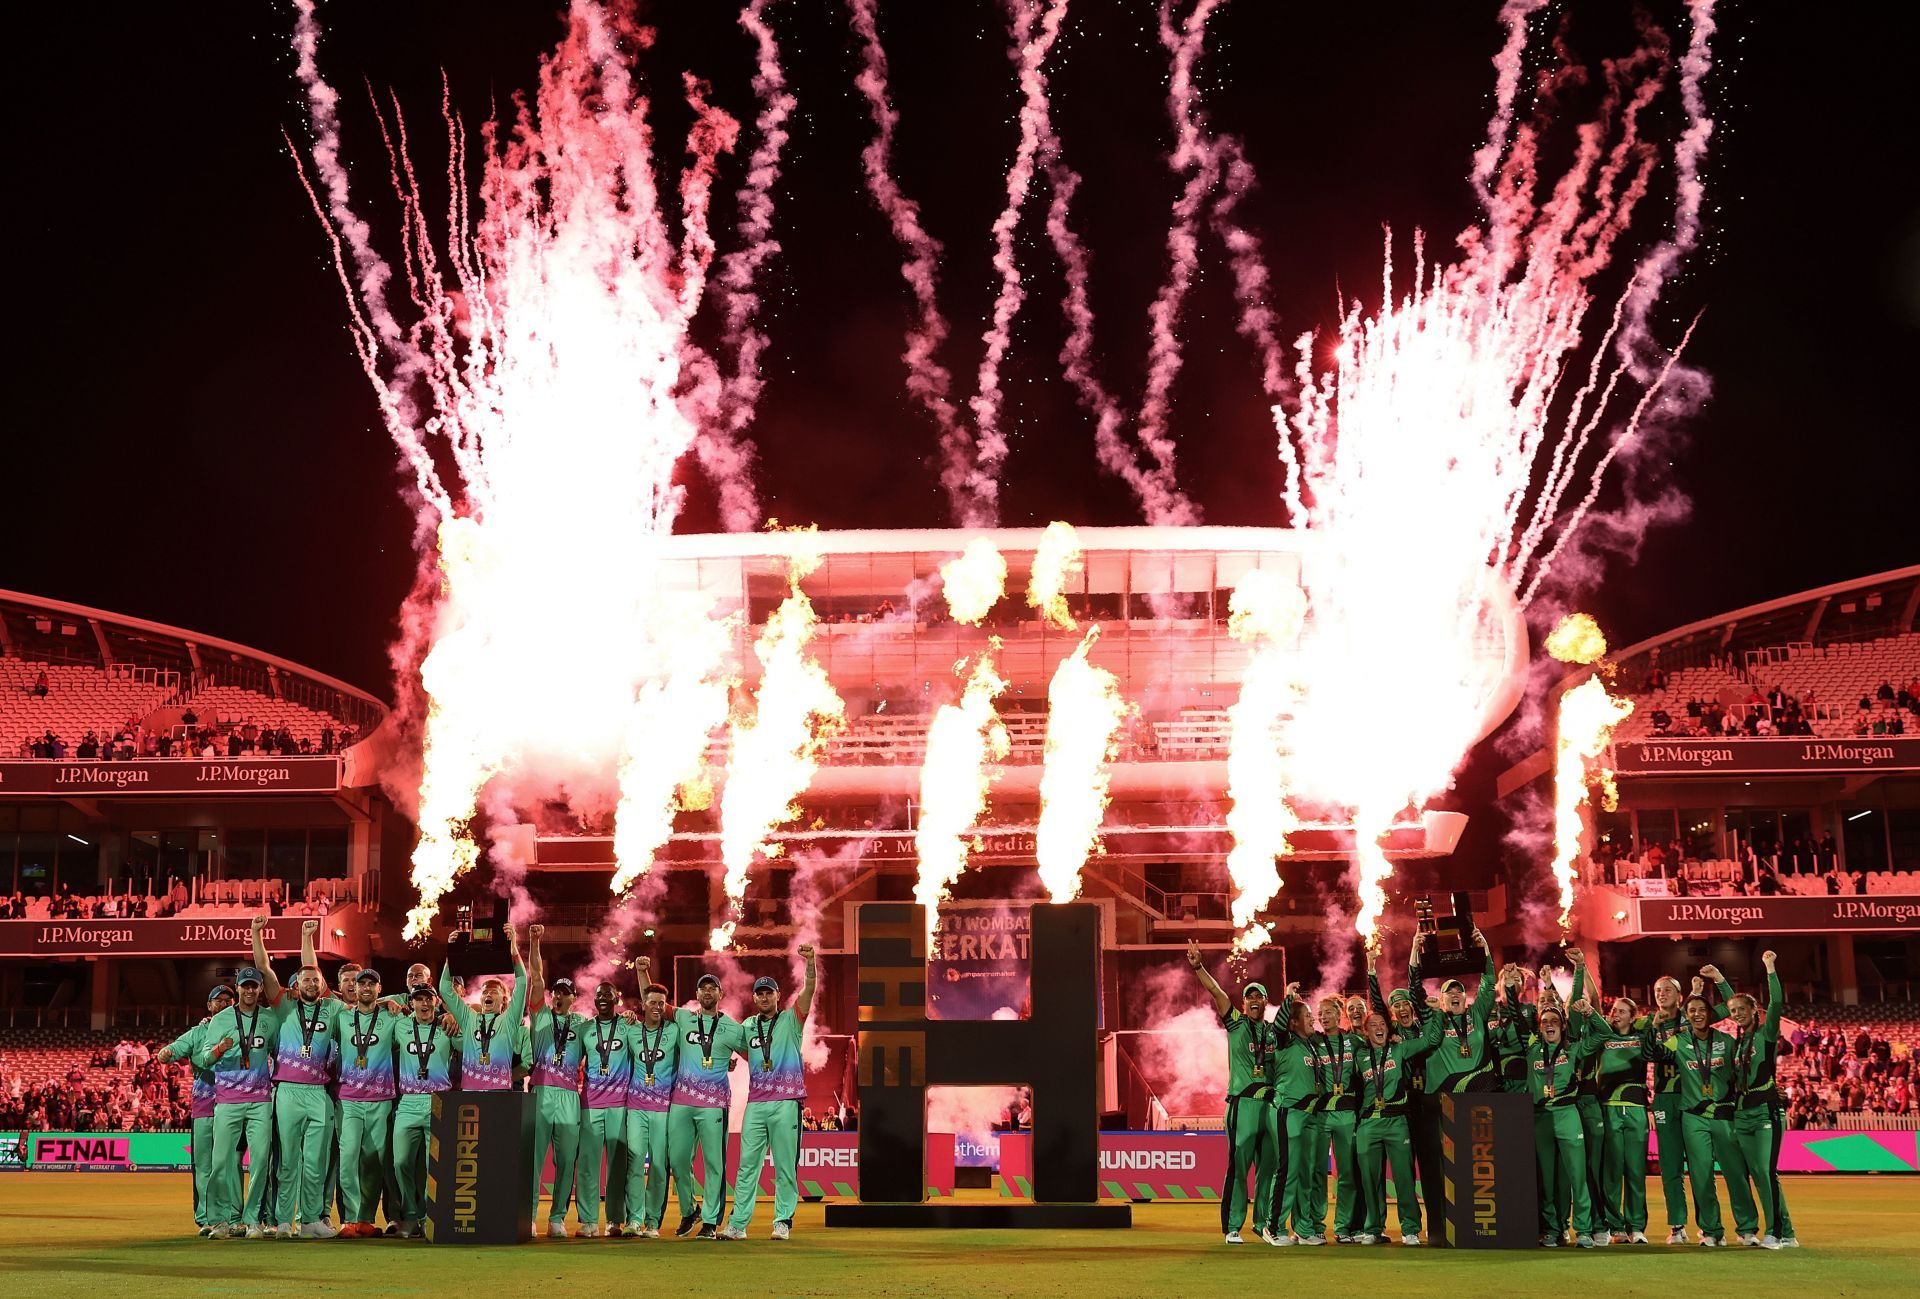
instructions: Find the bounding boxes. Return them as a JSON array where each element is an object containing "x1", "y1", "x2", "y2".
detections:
[
  {"x1": 712, "y1": 547, "x2": 847, "y2": 949},
  {"x1": 1546, "y1": 614, "x2": 1633, "y2": 928},
  {"x1": 1223, "y1": 571, "x2": 1306, "y2": 952}
]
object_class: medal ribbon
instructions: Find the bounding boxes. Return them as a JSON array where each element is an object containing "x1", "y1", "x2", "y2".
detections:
[
  {"x1": 639, "y1": 1019, "x2": 664, "y2": 1083},
  {"x1": 352, "y1": 1005, "x2": 376, "y2": 1069},
  {"x1": 297, "y1": 999, "x2": 322, "y2": 1058},
  {"x1": 698, "y1": 1012, "x2": 719, "y2": 1069},
  {"x1": 758, "y1": 1013, "x2": 776, "y2": 1072},
  {"x1": 234, "y1": 1004, "x2": 260, "y2": 1069},
  {"x1": 594, "y1": 1016, "x2": 619, "y2": 1076},
  {"x1": 412, "y1": 1019, "x2": 436, "y2": 1080}
]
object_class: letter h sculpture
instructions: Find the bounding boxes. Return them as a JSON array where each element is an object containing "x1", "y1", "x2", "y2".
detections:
[{"x1": 823, "y1": 901, "x2": 1130, "y2": 1228}]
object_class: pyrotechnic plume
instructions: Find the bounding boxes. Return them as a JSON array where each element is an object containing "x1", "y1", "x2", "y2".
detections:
[
  {"x1": 289, "y1": 1, "x2": 792, "y2": 939},
  {"x1": 1035, "y1": 629, "x2": 1127, "y2": 903},
  {"x1": 1026, "y1": 520, "x2": 1083, "y2": 630},
  {"x1": 940, "y1": 538, "x2": 1009, "y2": 627},
  {"x1": 1277, "y1": 2, "x2": 1714, "y2": 939},
  {"x1": 685, "y1": 0, "x2": 798, "y2": 531},
  {"x1": 713, "y1": 548, "x2": 847, "y2": 950},
  {"x1": 914, "y1": 653, "x2": 1011, "y2": 943},
  {"x1": 1547, "y1": 615, "x2": 1633, "y2": 928},
  {"x1": 849, "y1": 0, "x2": 1073, "y2": 525},
  {"x1": 1223, "y1": 571, "x2": 1305, "y2": 952}
]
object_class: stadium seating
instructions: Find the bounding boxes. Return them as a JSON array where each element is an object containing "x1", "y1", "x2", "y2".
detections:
[
  {"x1": 1615, "y1": 633, "x2": 1920, "y2": 742},
  {"x1": 173, "y1": 683, "x2": 349, "y2": 750},
  {"x1": 0, "y1": 1027, "x2": 195, "y2": 1132},
  {"x1": 0, "y1": 657, "x2": 178, "y2": 756}
]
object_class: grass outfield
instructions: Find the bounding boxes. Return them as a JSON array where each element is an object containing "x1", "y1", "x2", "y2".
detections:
[{"x1": 2, "y1": 1175, "x2": 1917, "y2": 1298}]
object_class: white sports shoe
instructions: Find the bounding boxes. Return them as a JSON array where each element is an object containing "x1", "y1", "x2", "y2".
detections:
[
  {"x1": 1778, "y1": 1237, "x2": 1800, "y2": 1248},
  {"x1": 1576, "y1": 1234, "x2": 1597, "y2": 1249},
  {"x1": 1699, "y1": 1235, "x2": 1721, "y2": 1247},
  {"x1": 1592, "y1": 1233, "x2": 1613, "y2": 1247},
  {"x1": 771, "y1": 1220, "x2": 791, "y2": 1241},
  {"x1": 1258, "y1": 1229, "x2": 1283, "y2": 1246},
  {"x1": 1334, "y1": 1233, "x2": 1353, "y2": 1244},
  {"x1": 1629, "y1": 1231, "x2": 1650, "y2": 1244},
  {"x1": 1351, "y1": 1233, "x2": 1377, "y2": 1245},
  {"x1": 547, "y1": 1220, "x2": 568, "y2": 1239},
  {"x1": 245, "y1": 1224, "x2": 265, "y2": 1240},
  {"x1": 717, "y1": 1226, "x2": 748, "y2": 1241},
  {"x1": 1759, "y1": 1234, "x2": 1782, "y2": 1250},
  {"x1": 642, "y1": 1225, "x2": 661, "y2": 1239},
  {"x1": 578, "y1": 1223, "x2": 600, "y2": 1238},
  {"x1": 1224, "y1": 1231, "x2": 1245, "y2": 1245},
  {"x1": 278, "y1": 1223, "x2": 297, "y2": 1239},
  {"x1": 1539, "y1": 1233, "x2": 1561, "y2": 1248},
  {"x1": 395, "y1": 1217, "x2": 418, "y2": 1238},
  {"x1": 1301, "y1": 1234, "x2": 1326, "y2": 1246},
  {"x1": 1401, "y1": 1233, "x2": 1422, "y2": 1246},
  {"x1": 1739, "y1": 1233, "x2": 1760, "y2": 1247},
  {"x1": 304, "y1": 1220, "x2": 338, "y2": 1240},
  {"x1": 1666, "y1": 1228, "x2": 1688, "y2": 1244},
  {"x1": 208, "y1": 1225, "x2": 233, "y2": 1240}
]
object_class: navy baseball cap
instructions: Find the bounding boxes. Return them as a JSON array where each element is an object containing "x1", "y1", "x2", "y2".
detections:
[
  {"x1": 408, "y1": 985, "x2": 436, "y2": 1002},
  {"x1": 207, "y1": 984, "x2": 236, "y2": 1004},
  {"x1": 549, "y1": 977, "x2": 576, "y2": 994},
  {"x1": 752, "y1": 976, "x2": 779, "y2": 994},
  {"x1": 235, "y1": 966, "x2": 264, "y2": 987},
  {"x1": 355, "y1": 968, "x2": 381, "y2": 983},
  {"x1": 696, "y1": 973, "x2": 721, "y2": 990}
]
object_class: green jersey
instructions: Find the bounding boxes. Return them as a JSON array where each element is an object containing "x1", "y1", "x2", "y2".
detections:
[
  {"x1": 1315, "y1": 1029, "x2": 1364, "y2": 1111},
  {"x1": 1221, "y1": 1007, "x2": 1280, "y2": 1100},
  {"x1": 1526, "y1": 1014, "x2": 1604, "y2": 1109},
  {"x1": 669, "y1": 1007, "x2": 743, "y2": 1110},
  {"x1": 1728, "y1": 973, "x2": 1785, "y2": 1105},
  {"x1": 1642, "y1": 1023, "x2": 1739, "y2": 1116},
  {"x1": 1355, "y1": 1023, "x2": 1440, "y2": 1117},
  {"x1": 390, "y1": 1013, "x2": 456, "y2": 1094},
  {"x1": 1412, "y1": 957, "x2": 1497, "y2": 1093},
  {"x1": 1270, "y1": 997, "x2": 1322, "y2": 1109}
]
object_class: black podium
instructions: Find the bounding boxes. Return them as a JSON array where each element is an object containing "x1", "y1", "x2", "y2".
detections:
[
  {"x1": 425, "y1": 1090, "x2": 535, "y2": 1244},
  {"x1": 1432, "y1": 1090, "x2": 1538, "y2": 1248}
]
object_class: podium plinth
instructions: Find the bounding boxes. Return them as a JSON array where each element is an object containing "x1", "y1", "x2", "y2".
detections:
[
  {"x1": 426, "y1": 1090, "x2": 534, "y2": 1244},
  {"x1": 1433, "y1": 1090, "x2": 1539, "y2": 1248}
]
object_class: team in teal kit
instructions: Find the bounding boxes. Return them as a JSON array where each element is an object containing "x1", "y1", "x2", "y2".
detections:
[
  {"x1": 623, "y1": 979, "x2": 682, "y2": 1236},
  {"x1": 522, "y1": 926, "x2": 589, "y2": 1236},
  {"x1": 639, "y1": 957, "x2": 745, "y2": 1238}
]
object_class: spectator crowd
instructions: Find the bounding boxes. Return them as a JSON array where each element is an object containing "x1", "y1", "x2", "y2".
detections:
[
  {"x1": 1778, "y1": 1018, "x2": 1915, "y2": 1127},
  {"x1": 0, "y1": 1037, "x2": 195, "y2": 1133}
]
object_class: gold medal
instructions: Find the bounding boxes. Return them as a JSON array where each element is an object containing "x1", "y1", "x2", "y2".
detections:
[
  {"x1": 760, "y1": 1059, "x2": 773, "y2": 1072},
  {"x1": 1458, "y1": 1041, "x2": 1470, "y2": 1058},
  {"x1": 598, "y1": 1064, "x2": 609, "y2": 1076},
  {"x1": 481, "y1": 1051, "x2": 491, "y2": 1065},
  {"x1": 1544, "y1": 1081, "x2": 1555, "y2": 1100},
  {"x1": 1252, "y1": 1064, "x2": 1265, "y2": 1079},
  {"x1": 703, "y1": 1055, "x2": 714, "y2": 1069},
  {"x1": 355, "y1": 1055, "x2": 367, "y2": 1070},
  {"x1": 301, "y1": 1045, "x2": 312, "y2": 1059},
  {"x1": 645, "y1": 1073, "x2": 656, "y2": 1087}
]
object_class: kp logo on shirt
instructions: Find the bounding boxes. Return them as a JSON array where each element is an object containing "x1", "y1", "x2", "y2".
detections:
[{"x1": 349, "y1": 1032, "x2": 381, "y2": 1051}]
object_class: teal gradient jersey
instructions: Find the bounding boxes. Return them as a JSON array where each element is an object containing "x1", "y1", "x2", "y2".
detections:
[
  {"x1": 527, "y1": 1008, "x2": 588, "y2": 1091},
  {"x1": 269, "y1": 994, "x2": 343, "y2": 1086},
  {"x1": 337, "y1": 1003, "x2": 399, "y2": 1101},
  {"x1": 625, "y1": 1017, "x2": 680, "y2": 1113},
  {"x1": 390, "y1": 1015, "x2": 455, "y2": 1094},
  {"x1": 670, "y1": 1008, "x2": 742, "y2": 1110},
  {"x1": 163, "y1": 1020, "x2": 219, "y2": 1119},
  {"x1": 741, "y1": 1009, "x2": 805, "y2": 1104},
  {"x1": 200, "y1": 1002, "x2": 278, "y2": 1103},
  {"x1": 579, "y1": 1015, "x2": 636, "y2": 1109},
  {"x1": 439, "y1": 961, "x2": 528, "y2": 1091}
]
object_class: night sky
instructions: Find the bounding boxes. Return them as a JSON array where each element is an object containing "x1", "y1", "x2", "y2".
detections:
[{"x1": 5, "y1": 0, "x2": 1915, "y2": 698}]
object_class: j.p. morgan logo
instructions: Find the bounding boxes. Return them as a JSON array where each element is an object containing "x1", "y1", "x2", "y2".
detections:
[
  {"x1": 1797, "y1": 743, "x2": 1897, "y2": 766},
  {"x1": 51, "y1": 764, "x2": 152, "y2": 787},
  {"x1": 48, "y1": 763, "x2": 294, "y2": 787},
  {"x1": 1661, "y1": 902, "x2": 1767, "y2": 927},
  {"x1": 1636, "y1": 745, "x2": 1735, "y2": 766}
]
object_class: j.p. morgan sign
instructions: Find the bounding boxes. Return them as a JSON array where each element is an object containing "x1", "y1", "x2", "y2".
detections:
[
  {"x1": 0, "y1": 918, "x2": 307, "y2": 957},
  {"x1": 0, "y1": 757, "x2": 341, "y2": 796},
  {"x1": 1612, "y1": 738, "x2": 1920, "y2": 776},
  {"x1": 1634, "y1": 896, "x2": 1920, "y2": 935}
]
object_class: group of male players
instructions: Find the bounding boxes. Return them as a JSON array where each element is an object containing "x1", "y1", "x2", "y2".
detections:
[{"x1": 157, "y1": 915, "x2": 817, "y2": 1241}]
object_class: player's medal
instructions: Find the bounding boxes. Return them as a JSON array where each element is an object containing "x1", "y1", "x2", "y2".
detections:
[
  {"x1": 700, "y1": 1012, "x2": 718, "y2": 1069},
  {"x1": 236, "y1": 1005, "x2": 258, "y2": 1068}
]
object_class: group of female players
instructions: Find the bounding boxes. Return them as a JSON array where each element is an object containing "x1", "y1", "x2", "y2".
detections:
[{"x1": 1194, "y1": 934, "x2": 1799, "y2": 1249}]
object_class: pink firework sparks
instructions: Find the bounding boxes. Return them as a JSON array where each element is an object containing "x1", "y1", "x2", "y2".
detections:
[
  {"x1": 288, "y1": 0, "x2": 793, "y2": 938},
  {"x1": 1278, "y1": 3, "x2": 1715, "y2": 940}
]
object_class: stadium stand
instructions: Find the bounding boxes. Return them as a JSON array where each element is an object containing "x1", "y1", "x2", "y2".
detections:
[
  {"x1": 0, "y1": 1027, "x2": 195, "y2": 1132},
  {"x1": 1777, "y1": 1004, "x2": 1919, "y2": 1128},
  {"x1": 1614, "y1": 632, "x2": 1920, "y2": 742},
  {"x1": 1, "y1": 658, "x2": 178, "y2": 758}
]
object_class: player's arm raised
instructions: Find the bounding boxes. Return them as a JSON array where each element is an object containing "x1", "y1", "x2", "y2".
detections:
[
  {"x1": 526, "y1": 925, "x2": 546, "y2": 1015},
  {"x1": 252, "y1": 914, "x2": 282, "y2": 1003},
  {"x1": 795, "y1": 944, "x2": 817, "y2": 1022},
  {"x1": 1186, "y1": 940, "x2": 1230, "y2": 1019}
]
